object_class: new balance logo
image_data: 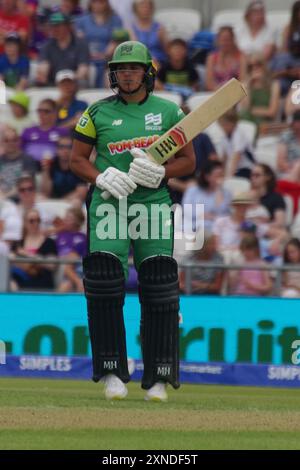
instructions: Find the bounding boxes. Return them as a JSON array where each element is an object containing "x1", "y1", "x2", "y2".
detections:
[{"x1": 112, "y1": 119, "x2": 123, "y2": 126}]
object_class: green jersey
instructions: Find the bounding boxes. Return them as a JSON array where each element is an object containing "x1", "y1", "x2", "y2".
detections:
[{"x1": 74, "y1": 93, "x2": 185, "y2": 203}]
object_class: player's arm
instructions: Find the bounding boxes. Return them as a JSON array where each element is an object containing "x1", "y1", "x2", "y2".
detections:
[
  {"x1": 70, "y1": 110, "x2": 99, "y2": 183},
  {"x1": 70, "y1": 139, "x2": 99, "y2": 184}
]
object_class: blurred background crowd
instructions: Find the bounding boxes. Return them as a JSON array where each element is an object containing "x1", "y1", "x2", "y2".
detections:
[{"x1": 1, "y1": 0, "x2": 300, "y2": 297}]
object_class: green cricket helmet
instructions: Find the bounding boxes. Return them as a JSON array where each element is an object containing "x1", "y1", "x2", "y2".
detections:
[{"x1": 108, "y1": 41, "x2": 156, "y2": 93}]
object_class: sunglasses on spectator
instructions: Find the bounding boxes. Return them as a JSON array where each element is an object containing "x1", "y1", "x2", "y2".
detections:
[
  {"x1": 37, "y1": 108, "x2": 54, "y2": 114},
  {"x1": 19, "y1": 186, "x2": 34, "y2": 193},
  {"x1": 28, "y1": 218, "x2": 41, "y2": 224}
]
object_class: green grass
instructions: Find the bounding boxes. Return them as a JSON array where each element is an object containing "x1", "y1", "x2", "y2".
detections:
[{"x1": 1, "y1": 378, "x2": 300, "y2": 450}]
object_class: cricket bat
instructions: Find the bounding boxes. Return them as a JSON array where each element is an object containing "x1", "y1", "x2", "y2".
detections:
[{"x1": 101, "y1": 78, "x2": 247, "y2": 199}]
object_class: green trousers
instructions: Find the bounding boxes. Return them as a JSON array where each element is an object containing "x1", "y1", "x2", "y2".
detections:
[{"x1": 87, "y1": 188, "x2": 174, "y2": 277}]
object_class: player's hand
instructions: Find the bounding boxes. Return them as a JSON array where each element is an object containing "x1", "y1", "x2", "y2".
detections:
[
  {"x1": 129, "y1": 148, "x2": 165, "y2": 188},
  {"x1": 96, "y1": 167, "x2": 137, "y2": 200}
]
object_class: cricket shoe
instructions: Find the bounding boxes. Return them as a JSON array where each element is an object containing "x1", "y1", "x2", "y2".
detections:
[
  {"x1": 144, "y1": 382, "x2": 168, "y2": 402},
  {"x1": 103, "y1": 374, "x2": 128, "y2": 400}
]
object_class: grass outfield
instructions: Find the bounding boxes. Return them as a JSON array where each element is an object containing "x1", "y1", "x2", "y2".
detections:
[{"x1": 1, "y1": 378, "x2": 300, "y2": 450}]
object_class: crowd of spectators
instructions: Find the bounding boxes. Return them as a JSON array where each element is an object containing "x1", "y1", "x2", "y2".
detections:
[{"x1": 1, "y1": 0, "x2": 300, "y2": 296}]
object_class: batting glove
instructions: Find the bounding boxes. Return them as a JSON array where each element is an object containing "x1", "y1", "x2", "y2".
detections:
[
  {"x1": 96, "y1": 167, "x2": 137, "y2": 200},
  {"x1": 129, "y1": 148, "x2": 165, "y2": 189}
]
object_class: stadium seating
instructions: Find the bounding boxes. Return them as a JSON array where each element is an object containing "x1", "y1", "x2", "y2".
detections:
[
  {"x1": 153, "y1": 90, "x2": 182, "y2": 106},
  {"x1": 186, "y1": 92, "x2": 212, "y2": 111},
  {"x1": 267, "y1": 10, "x2": 290, "y2": 46},
  {"x1": 155, "y1": 8, "x2": 202, "y2": 41},
  {"x1": 77, "y1": 88, "x2": 112, "y2": 105},
  {"x1": 211, "y1": 9, "x2": 244, "y2": 32},
  {"x1": 255, "y1": 136, "x2": 279, "y2": 171},
  {"x1": 211, "y1": 8, "x2": 289, "y2": 42}
]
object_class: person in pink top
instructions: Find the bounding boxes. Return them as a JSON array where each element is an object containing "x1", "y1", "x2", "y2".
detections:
[
  {"x1": 229, "y1": 234, "x2": 272, "y2": 296},
  {"x1": 205, "y1": 26, "x2": 247, "y2": 91}
]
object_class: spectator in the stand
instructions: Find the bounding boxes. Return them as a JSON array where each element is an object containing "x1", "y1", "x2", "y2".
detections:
[
  {"x1": 155, "y1": 39, "x2": 200, "y2": 97},
  {"x1": 182, "y1": 161, "x2": 232, "y2": 232},
  {"x1": 11, "y1": 208, "x2": 58, "y2": 290},
  {"x1": 7, "y1": 92, "x2": 34, "y2": 135},
  {"x1": 239, "y1": 54, "x2": 280, "y2": 131},
  {"x1": 55, "y1": 70, "x2": 87, "y2": 130},
  {"x1": 131, "y1": 0, "x2": 168, "y2": 65},
  {"x1": 217, "y1": 109, "x2": 256, "y2": 179},
  {"x1": 168, "y1": 133, "x2": 218, "y2": 205},
  {"x1": 0, "y1": 33, "x2": 29, "y2": 89},
  {"x1": 282, "y1": 1, "x2": 300, "y2": 52},
  {"x1": 75, "y1": 0, "x2": 123, "y2": 87},
  {"x1": 21, "y1": 99, "x2": 69, "y2": 163},
  {"x1": 212, "y1": 192, "x2": 256, "y2": 259},
  {"x1": 40, "y1": 135, "x2": 87, "y2": 202},
  {"x1": 205, "y1": 26, "x2": 247, "y2": 92},
  {"x1": 15, "y1": 173, "x2": 55, "y2": 233},
  {"x1": 229, "y1": 234, "x2": 272, "y2": 296},
  {"x1": 179, "y1": 233, "x2": 224, "y2": 295},
  {"x1": 0, "y1": 126, "x2": 38, "y2": 199},
  {"x1": 270, "y1": 2, "x2": 300, "y2": 97},
  {"x1": 55, "y1": 207, "x2": 87, "y2": 293},
  {"x1": 36, "y1": 12, "x2": 89, "y2": 87},
  {"x1": 192, "y1": 133, "x2": 219, "y2": 173},
  {"x1": 277, "y1": 111, "x2": 300, "y2": 181},
  {"x1": 0, "y1": 198, "x2": 22, "y2": 251},
  {"x1": 281, "y1": 238, "x2": 300, "y2": 297},
  {"x1": 0, "y1": 0, "x2": 30, "y2": 54},
  {"x1": 28, "y1": 6, "x2": 50, "y2": 60},
  {"x1": 59, "y1": 0, "x2": 83, "y2": 19},
  {"x1": 250, "y1": 164, "x2": 286, "y2": 227},
  {"x1": 235, "y1": 0, "x2": 276, "y2": 61}
]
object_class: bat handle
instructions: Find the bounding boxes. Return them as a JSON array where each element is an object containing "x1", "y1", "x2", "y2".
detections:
[{"x1": 101, "y1": 190, "x2": 111, "y2": 200}]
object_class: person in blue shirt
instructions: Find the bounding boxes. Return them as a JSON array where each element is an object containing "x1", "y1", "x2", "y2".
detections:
[
  {"x1": 131, "y1": 0, "x2": 168, "y2": 65},
  {"x1": 75, "y1": 0, "x2": 123, "y2": 87},
  {"x1": 40, "y1": 134, "x2": 87, "y2": 202},
  {"x1": 55, "y1": 70, "x2": 88, "y2": 130},
  {"x1": 0, "y1": 33, "x2": 29, "y2": 89}
]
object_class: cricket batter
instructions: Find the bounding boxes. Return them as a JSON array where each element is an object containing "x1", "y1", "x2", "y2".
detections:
[{"x1": 70, "y1": 41, "x2": 195, "y2": 401}]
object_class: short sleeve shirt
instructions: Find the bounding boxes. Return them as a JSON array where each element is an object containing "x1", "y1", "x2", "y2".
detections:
[
  {"x1": 74, "y1": 94, "x2": 185, "y2": 203},
  {"x1": 39, "y1": 35, "x2": 89, "y2": 84}
]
